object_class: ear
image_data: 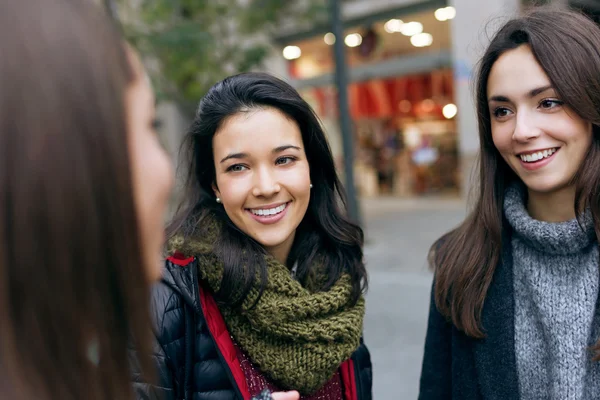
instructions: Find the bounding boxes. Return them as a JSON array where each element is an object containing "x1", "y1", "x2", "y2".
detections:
[{"x1": 211, "y1": 182, "x2": 220, "y2": 198}]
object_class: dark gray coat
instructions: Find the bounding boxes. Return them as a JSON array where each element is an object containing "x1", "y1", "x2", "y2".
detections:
[{"x1": 418, "y1": 230, "x2": 520, "y2": 400}]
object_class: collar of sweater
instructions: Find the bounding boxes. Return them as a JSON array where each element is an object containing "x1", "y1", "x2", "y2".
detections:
[{"x1": 503, "y1": 182, "x2": 596, "y2": 255}]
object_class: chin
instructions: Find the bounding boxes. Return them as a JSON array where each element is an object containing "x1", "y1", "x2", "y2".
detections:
[
  {"x1": 254, "y1": 236, "x2": 287, "y2": 249},
  {"x1": 520, "y1": 178, "x2": 571, "y2": 195},
  {"x1": 252, "y1": 229, "x2": 294, "y2": 248}
]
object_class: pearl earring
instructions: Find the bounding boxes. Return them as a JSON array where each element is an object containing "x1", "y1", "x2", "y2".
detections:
[
  {"x1": 216, "y1": 197, "x2": 221, "y2": 203},
  {"x1": 310, "y1": 184, "x2": 313, "y2": 189}
]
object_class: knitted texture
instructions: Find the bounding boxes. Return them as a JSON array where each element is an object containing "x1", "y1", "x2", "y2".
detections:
[
  {"x1": 504, "y1": 183, "x2": 600, "y2": 399},
  {"x1": 168, "y1": 219, "x2": 365, "y2": 395}
]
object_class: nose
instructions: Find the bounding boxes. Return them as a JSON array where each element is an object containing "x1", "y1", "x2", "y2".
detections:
[
  {"x1": 512, "y1": 112, "x2": 541, "y2": 142},
  {"x1": 251, "y1": 166, "x2": 281, "y2": 198}
]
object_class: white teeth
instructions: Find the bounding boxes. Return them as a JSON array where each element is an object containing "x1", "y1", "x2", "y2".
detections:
[
  {"x1": 250, "y1": 203, "x2": 287, "y2": 216},
  {"x1": 519, "y1": 148, "x2": 556, "y2": 163}
]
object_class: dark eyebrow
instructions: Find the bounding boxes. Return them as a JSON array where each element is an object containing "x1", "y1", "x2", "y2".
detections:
[
  {"x1": 488, "y1": 85, "x2": 555, "y2": 103},
  {"x1": 219, "y1": 146, "x2": 300, "y2": 163},
  {"x1": 273, "y1": 145, "x2": 301, "y2": 153},
  {"x1": 220, "y1": 152, "x2": 248, "y2": 163},
  {"x1": 528, "y1": 85, "x2": 554, "y2": 97}
]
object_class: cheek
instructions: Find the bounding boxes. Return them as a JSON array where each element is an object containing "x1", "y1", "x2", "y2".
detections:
[
  {"x1": 216, "y1": 175, "x2": 248, "y2": 206},
  {"x1": 491, "y1": 125, "x2": 512, "y2": 154},
  {"x1": 285, "y1": 167, "x2": 311, "y2": 198}
]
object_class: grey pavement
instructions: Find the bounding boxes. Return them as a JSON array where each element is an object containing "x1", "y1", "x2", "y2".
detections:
[{"x1": 359, "y1": 196, "x2": 467, "y2": 399}]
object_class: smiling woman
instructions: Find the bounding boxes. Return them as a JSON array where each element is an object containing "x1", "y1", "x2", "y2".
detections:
[
  {"x1": 419, "y1": 7, "x2": 600, "y2": 400},
  {"x1": 486, "y1": 46, "x2": 593, "y2": 221},
  {"x1": 132, "y1": 73, "x2": 372, "y2": 400}
]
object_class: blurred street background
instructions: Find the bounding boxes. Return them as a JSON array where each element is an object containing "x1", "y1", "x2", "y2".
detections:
[
  {"x1": 100, "y1": 0, "x2": 600, "y2": 397},
  {"x1": 361, "y1": 196, "x2": 466, "y2": 399}
]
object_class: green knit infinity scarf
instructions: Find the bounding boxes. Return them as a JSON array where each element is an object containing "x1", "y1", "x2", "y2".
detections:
[{"x1": 168, "y1": 222, "x2": 365, "y2": 395}]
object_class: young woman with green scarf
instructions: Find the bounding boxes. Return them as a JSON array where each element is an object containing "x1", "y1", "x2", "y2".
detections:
[{"x1": 131, "y1": 73, "x2": 371, "y2": 400}]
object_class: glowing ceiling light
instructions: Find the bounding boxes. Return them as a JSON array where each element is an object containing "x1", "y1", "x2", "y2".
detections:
[
  {"x1": 410, "y1": 32, "x2": 433, "y2": 47},
  {"x1": 384, "y1": 19, "x2": 403, "y2": 33},
  {"x1": 443, "y1": 103, "x2": 458, "y2": 119},
  {"x1": 445, "y1": 6, "x2": 456, "y2": 20},
  {"x1": 282, "y1": 45, "x2": 301, "y2": 60},
  {"x1": 324, "y1": 32, "x2": 336, "y2": 45},
  {"x1": 400, "y1": 21, "x2": 423, "y2": 36},
  {"x1": 435, "y1": 6, "x2": 456, "y2": 21},
  {"x1": 344, "y1": 33, "x2": 363, "y2": 47}
]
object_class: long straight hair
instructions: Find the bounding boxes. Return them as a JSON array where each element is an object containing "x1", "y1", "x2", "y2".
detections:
[
  {"x1": 168, "y1": 72, "x2": 367, "y2": 306},
  {"x1": 432, "y1": 7, "x2": 600, "y2": 358},
  {"x1": 0, "y1": 0, "x2": 153, "y2": 397}
]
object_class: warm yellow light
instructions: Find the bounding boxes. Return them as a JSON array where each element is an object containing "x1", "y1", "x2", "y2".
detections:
[
  {"x1": 384, "y1": 19, "x2": 403, "y2": 33},
  {"x1": 400, "y1": 21, "x2": 423, "y2": 36},
  {"x1": 324, "y1": 32, "x2": 336, "y2": 45},
  {"x1": 435, "y1": 6, "x2": 456, "y2": 21},
  {"x1": 410, "y1": 32, "x2": 433, "y2": 47},
  {"x1": 445, "y1": 7, "x2": 456, "y2": 20},
  {"x1": 344, "y1": 33, "x2": 363, "y2": 47},
  {"x1": 443, "y1": 103, "x2": 458, "y2": 119},
  {"x1": 282, "y1": 46, "x2": 301, "y2": 60}
]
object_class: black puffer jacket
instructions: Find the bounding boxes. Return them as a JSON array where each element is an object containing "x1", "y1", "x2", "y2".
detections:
[{"x1": 131, "y1": 257, "x2": 373, "y2": 400}]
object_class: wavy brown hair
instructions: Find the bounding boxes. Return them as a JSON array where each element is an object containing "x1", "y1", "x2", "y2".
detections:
[
  {"x1": 431, "y1": 7, "x2": 600, "y2": 358},
  {"x1": 0, "y1": 0, "x2": 153, "y2": 397}
]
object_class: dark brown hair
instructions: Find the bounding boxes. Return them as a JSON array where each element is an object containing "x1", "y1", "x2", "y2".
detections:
[
  {"x1": 432, "y1": 7, "x2": 600, "y2": 358},
  {"x1": 0, "y1": 0, "x2": 153, "y2": 397},
  {"x1": 168, "y1": 72, "x2": 367, "y2": 307}
]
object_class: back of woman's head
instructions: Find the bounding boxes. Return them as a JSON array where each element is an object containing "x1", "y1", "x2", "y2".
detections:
[
  {"x1": 169, "y1": 72, "x2": 367, "y2": 305},
  {"x1": 0, "y1": 0, "x2": 153, "y2": 398}
]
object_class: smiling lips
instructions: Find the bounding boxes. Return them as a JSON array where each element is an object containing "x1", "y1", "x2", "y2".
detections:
[
  {"x1": 249, "y1": 203, "x2": 287, "y2": 216},
  {"x1": 518, "y1": 147, "x2": 559, "y2": 163},
  {"x1": 246, "y1": 202, "x2": 290, "y2": 224}
]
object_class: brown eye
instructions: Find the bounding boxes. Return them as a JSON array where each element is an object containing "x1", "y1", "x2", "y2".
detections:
[
  {"x1": 226, "y1": 164, "x2": 248, "y2": 172},
  {"x1": 275, "y1": 156, "x2": 296, "y2": 165},
  {"x1": 539, "y1": 99, "x2": 563, "y2": 110},
  {"x1": 493, "y1": 107, "x2": 512, "y2": 118}
]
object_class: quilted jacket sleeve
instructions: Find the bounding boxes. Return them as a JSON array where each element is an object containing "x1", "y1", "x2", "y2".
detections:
[{"x1": 130, "y1": 281, "x2": 180, "y2": 400}]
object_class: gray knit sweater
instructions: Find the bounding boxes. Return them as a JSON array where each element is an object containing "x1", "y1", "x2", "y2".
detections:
[{"x1": 504, "y1": 184, "x2": 600, "y2": 400}]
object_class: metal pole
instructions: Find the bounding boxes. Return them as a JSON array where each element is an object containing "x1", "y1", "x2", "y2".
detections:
[{"x1": 329, "y1": 0, "x2": 362, "y2": 225}]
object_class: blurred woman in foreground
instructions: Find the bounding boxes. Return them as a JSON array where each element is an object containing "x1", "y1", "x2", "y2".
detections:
[{"x1": 0, "y1": 0, "x2": 173, "y2": 398}]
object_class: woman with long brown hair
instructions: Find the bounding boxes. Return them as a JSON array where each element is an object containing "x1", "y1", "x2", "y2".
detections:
[
  {"x1": 0, "y1": 0, "x2": 173, "y2": 398},
  {"x1": 419, "y1": 7, "x2": 600, "y2": 400}
]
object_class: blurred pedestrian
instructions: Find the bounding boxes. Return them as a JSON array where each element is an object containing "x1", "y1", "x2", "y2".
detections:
[
  {"x1": 132, "y1": 72, "x2": 372, "y2": 400},
  {"x1": 419, "y1": 7, "x2": 600, "y2": 400},
  {"x1": 0, "y1": 0, "x2": 173, "y2": 399}
]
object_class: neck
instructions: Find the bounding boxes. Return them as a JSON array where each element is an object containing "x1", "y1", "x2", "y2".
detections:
[
  {"x1": 265, "y1": 232, "x2": 295, "y2": 266},
  {"x1": 526, "y1": 185, "x2": 577, "y2": 222}
]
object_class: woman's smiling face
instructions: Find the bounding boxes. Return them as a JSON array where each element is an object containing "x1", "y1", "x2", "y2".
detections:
[
  {"x1": 211, "y1": 107, "x2": 311, "y2": 264},
  {"x1": 488, "y1": 45, "x2": 592, "y2": 196}
]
